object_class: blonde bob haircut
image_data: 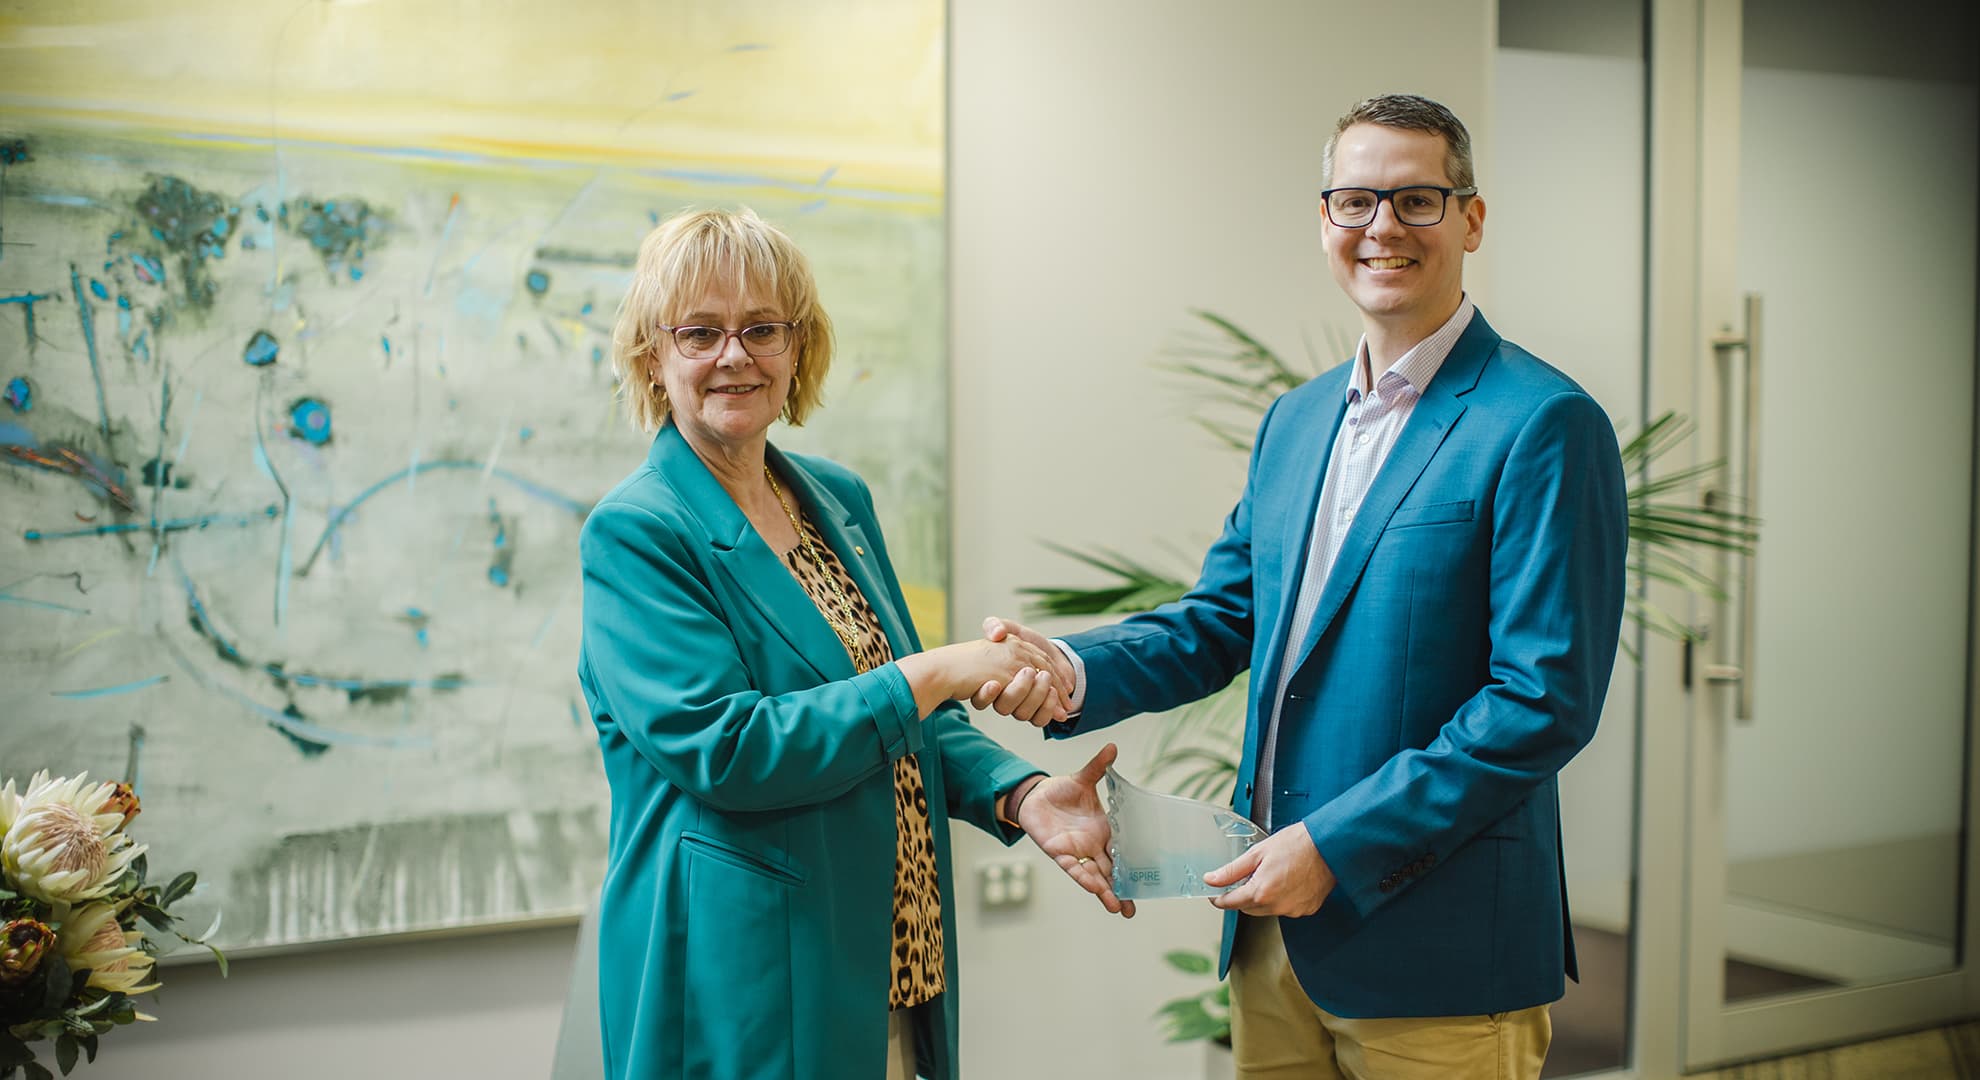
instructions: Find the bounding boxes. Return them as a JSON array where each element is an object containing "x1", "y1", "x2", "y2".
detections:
[{"x1": 611, "y1": 207, "x2": 835, "y2": 432}]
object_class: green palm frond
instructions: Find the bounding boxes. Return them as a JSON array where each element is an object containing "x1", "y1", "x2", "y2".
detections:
[
  {"x1": 1144, "y1": 676, "x2": 1248, "y2": 802},
  {"x1": 1017, "y1": 542, "x2": 1190, "y2": 618},
  {"x1": 1160, "y1": 309, "x2": 1330, "y2": 451}
]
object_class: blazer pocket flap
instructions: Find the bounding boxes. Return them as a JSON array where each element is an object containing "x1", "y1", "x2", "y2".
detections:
[
  {"x1": 680, "y1": 831, "x2": 808, "y2": 886},
  {"x1": 1387, "y1": 499, "x2": 1475, "y2": 530}
]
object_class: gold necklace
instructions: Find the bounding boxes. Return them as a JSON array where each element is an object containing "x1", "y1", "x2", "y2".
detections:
[{"x1": 765, "y1": 465, "x2": 864, "y2": 660}]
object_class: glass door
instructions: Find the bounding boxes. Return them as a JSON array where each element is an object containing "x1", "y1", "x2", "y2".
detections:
[{"x1": 1677, "y1": 0, "x2": 1980, "y2": 1067}]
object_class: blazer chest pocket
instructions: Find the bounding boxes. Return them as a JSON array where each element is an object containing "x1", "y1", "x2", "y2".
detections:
[{"x1": 1387, "y1": 499, "x2": 1475, "y2": 530}]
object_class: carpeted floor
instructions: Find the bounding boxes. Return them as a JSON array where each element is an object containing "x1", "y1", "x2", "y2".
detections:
[{"x1": 1694, "y1": 1019, "x2": 1980, "y2": 1078}]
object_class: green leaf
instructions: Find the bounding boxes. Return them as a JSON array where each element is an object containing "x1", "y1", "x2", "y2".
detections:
[
  {"x1": 1163, "y1": 949, "x2": 1214, "y2": 975},
  {"x1": 160, "y1": 871, "x2": 198, "y2": 908},
  {"x1": 1153, "y1": 997, "x2": 1230, "y2": 1043},
  {"x1": 79, "y1": 1036, "x2": 96, "y2": 1065},
  {"x1": 52, "y1": 1036, "x2": 74, "y2": 1077},
  {"x1": 136, "y1": 905, "x2": 175, "y2": 934},
  {"x1": 37, "y1": 956, "x2": 69, "y2": 1013},
  {"x1": 24, "y1": 1060, "x2": 54, "y2": 1080}
]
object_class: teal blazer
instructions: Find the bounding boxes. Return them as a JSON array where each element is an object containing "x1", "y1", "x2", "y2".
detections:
[
  {"x1": 1051, "y1": 311, "x2": 1628, "y2": 1018},
  {"x1": 578, "y1": 423, "x2": 1040, "y2": 1080}
]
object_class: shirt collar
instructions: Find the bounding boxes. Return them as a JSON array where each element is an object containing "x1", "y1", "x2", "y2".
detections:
[{"x1": 1347, "y1": 295, "x2": 1477, "y2": 403}]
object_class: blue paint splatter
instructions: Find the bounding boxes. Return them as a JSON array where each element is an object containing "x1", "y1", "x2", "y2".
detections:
[
  {"x1": 487, "y1": 497, "x2": 513, "y2": 587},
  {"x1": 403, "y1": 607, "x2": 431, "y2": 649},
  {"x1": 666, "y1": 90, "x2": 696, "y2": 102},
  {"x1": 140, "y1": 456, "x2": 190, "y2": 489},
  {"x1": 288, "y1": 397, "x2": 332, "y2": 445},
  {"x1": 243, "y1": 329, "x2": 279, "y2": 366},
  {"x1": 0, "y1": 140, "x2": 27, "y2": 165},
  {"x1": 25, "y1": 505, "x2": 275, "y2": 541},
  {"x1": 132, "y1": 175, "x2": 236, "y2": 307},
  {"x1": 381, "y1": 334, "x2": 393, "y2": 363},
  {"x1": 1, "y1": 292, "x2": 52, "y2": 356},
  {"x1": 580, "y1": 301, "x2": 593, "y2": 316},
  {"x1": 51, "y1": 675, "x2": 169, "y2": 700},
  {"x1": 4, "y1": 377, "x2": 29, "y2": 412},
  {"x1": 89, "y1": 279, "x2": 109, "y2": 301},
  {"x1": 298, "y1": 459, "x2": 591, "y2": 574},
  {"x1": 518, "y1": 426, "x2": 534, "y2": 443},
  {"x1": 0, "y1": 591, "x2": 89, "y2": 615},
  {"x1": 524, "y1": 268, "x2": 550, "y2": 295},
  {"x1": 285, "y1": 196, "x2": 386, "y2": 282},
  {"x1": 130, "y1": 252, "x2": 165, "y2": 284},
  {"x1": 69, "y1": 265, "x2": 110, "y2": 436},
  {"x1": 590, "y1": 345, "x2": 604, "y2": 368}
]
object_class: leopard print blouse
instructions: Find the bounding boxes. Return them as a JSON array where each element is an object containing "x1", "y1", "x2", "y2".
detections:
[{"x1": 779, "y1": 512, "x2": 945, "y2": 1010}]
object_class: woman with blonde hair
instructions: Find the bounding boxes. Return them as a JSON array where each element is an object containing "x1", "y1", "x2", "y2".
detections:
[{"x1": 578, "y1": 207, "x2": 1130, "y2": 1080}]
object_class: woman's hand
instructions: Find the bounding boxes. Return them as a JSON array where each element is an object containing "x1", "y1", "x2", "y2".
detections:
[
  {"x1": 896, "y1": 636, "x2": 1065, "y2": 721},
  {"x1": 1019, "y1": 742, "x2": 1134, "y2": 918}
]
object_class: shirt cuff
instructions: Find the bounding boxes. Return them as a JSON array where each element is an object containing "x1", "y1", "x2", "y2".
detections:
[{"x1": 1050, "y1": 638, "x2": 1086, "y2": 715}]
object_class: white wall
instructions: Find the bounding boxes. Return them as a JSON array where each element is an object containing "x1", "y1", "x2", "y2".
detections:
[{"x1": 74, "y1": 3, "x2": 1496, "y2": 1077}]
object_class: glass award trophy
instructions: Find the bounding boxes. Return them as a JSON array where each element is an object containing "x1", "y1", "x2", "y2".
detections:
[{"x1": 1103, "y1": 766, "x2": 1265, "y2": 900}]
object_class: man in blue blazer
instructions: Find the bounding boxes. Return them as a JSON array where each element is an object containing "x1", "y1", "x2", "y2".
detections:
[{"x1": 985, "y1": 94, "x2": 1627, "y2": 1077}]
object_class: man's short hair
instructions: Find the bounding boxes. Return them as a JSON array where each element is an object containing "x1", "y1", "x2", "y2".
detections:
[{"x1": 1322, "y1": 93, "x2": 1475, "y2": 191}]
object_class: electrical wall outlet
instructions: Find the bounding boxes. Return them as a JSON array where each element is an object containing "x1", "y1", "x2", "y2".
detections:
[{"x1": 978, "y1": 860, "x2": 1033, "y2": 909}]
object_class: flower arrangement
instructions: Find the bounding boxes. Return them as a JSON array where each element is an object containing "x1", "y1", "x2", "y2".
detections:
[{"x1": 0, "y1": 772, "x2": 223, "y2": 1079}]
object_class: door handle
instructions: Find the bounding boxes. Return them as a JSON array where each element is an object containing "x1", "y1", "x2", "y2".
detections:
[{"x1": 1708, "y1": 293, "x2": 1762, "y2": 721}]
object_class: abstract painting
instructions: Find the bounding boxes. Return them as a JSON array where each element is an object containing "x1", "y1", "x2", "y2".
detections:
[{"x1": 0, "y1": 0, "x2": 947, "y2": 952}]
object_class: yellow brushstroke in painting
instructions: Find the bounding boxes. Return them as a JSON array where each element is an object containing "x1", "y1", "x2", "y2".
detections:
[
  {"x1": 60, "y1": 626, "x2": 124, "y2": 659},
  {"x1": 0, "y1": 0, "x2": 942, "y2": 204}
]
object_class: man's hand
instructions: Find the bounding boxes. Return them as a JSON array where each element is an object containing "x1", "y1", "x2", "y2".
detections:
[
  {"x1": 971, "y1": 616, "x2": 1076, "y2": 726},
  {"x1": 1204, "y1": 821, "x2": 1334, "y2": 917},
  {"x1": 1017, "y1": 742, "x2": 1135, "y2": 919}
]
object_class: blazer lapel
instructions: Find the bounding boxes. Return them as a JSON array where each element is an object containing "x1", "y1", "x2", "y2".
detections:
[
  {"x1": 649, "y1": 425, "x2": 855, "y2": 683},
  {"x1": 769, "y1": 448, "x2": 918, "y2": 661},
  {"x1": 1283, "y1": 315, "x2": 1499, "y2": 681}
]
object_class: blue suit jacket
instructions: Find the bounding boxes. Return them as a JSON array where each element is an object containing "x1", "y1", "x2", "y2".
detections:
[
  {"x1": 578, "y1": 424, "x2": 1040, "y2": 1079},
  {"x1": 1054, "y1": 311, "x2": 1627, "y2": 1018}
]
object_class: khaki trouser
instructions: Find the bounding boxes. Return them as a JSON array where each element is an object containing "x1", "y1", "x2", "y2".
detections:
[
  {"x1": 885, "y1": 1008, "x2": 916, "y2": 1080},
  {"x1": 1230, "y1": 916, "x2": 1552, "y2": 1080}
]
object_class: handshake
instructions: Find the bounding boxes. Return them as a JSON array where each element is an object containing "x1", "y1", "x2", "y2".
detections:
[{"x1": 960, "y1": 616, "x2": 1078, "y2": 727}]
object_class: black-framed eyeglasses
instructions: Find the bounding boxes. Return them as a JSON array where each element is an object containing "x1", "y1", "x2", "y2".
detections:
[
  {"x1": 657, "y1": 321, "x2": 799, "y2": 360},
  {"x1": 1320, "y1": 185, "x2": 1477, "y2": 228}
]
